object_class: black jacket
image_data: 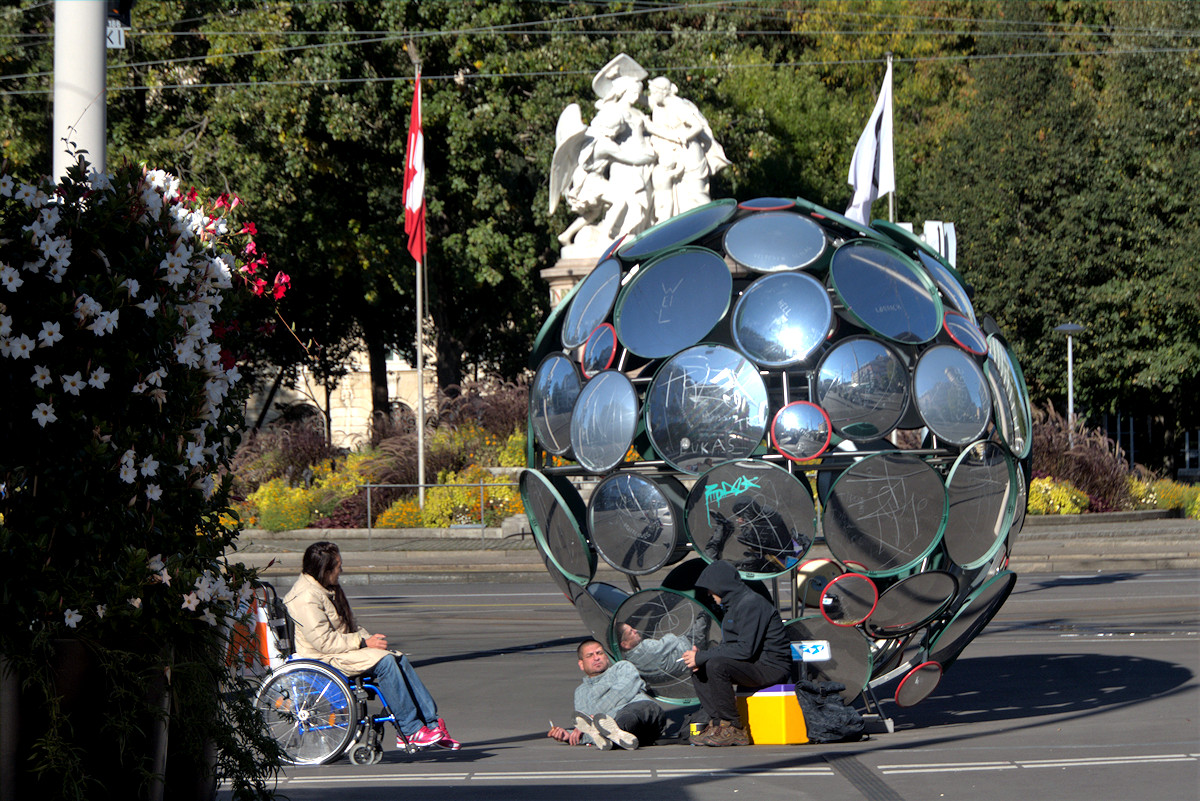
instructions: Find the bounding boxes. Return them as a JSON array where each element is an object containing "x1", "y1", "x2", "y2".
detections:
[{"x1": 693, "y1": 560, "x2": 791, "y2": 672}]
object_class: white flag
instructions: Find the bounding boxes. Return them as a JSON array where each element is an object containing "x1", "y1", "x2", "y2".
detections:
[{"x1": 845, "y1": 61, "x2": 895, "y2": 226}]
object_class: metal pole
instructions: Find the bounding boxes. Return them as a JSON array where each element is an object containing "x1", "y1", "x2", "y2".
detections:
[
  {"x1": 1066, "y1": 333, "x2": 1074, "y2": 448},
  {"x1": 416, "y1": 259, "x2": 426, "y2": 508},
  {"x1": 886, "y1": 52, "x2": 895, "y2": 224},
  {"x1": 53, "y1": 0, "x2": 107, "y2": 180}
]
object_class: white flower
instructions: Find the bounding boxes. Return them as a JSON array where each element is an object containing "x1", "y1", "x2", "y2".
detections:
[
  {"x1": 147, "y1": 169, "x2": 169, "y2": 191},
  {"x1": 64, "y1": 609, "x2": 82, "y2": 628},
  {"x1": 145, "y1": 484, "x2": 162, "y2": 501},
  {"x1": 74, "y1": 294, "x2": 101, "y2": 321},
  {"x1": 32, "y1": 403, "x2": 56, "y2": 427},
  {"x1": 148, "y1": 553, "x2": 164, "y2": 572},
  {"x1": 60, "y1": 371, "x2": 84, "y2": 395},
  {"x1": 135, "y1": 297, "x2": 159, "y2": 317},
  {"x1": 0, "y1": 174, "x2": 12, "y2": 196},
  {"x1": 118, "y1": 463, "x2": 137, "y2": 483},
  {"x1": 225, "y1": 365, "x2": 242, "y2": 385},
  {"x1": 121, "y1": 448, "x2": 137, "y2": 466},
  {"x1": 1, "y1": 264, "x2": 23, "y2": 292},
  {"x1": 47, "y1": 263, "x2": 67, "y2": 283},
  {"x1": 238, "y1": 582, "x2": 254, "y2": 604},
  {"x1": 14, "y1": 183, "x2": 36, "y2": 205},
  {"x1": 181, "y1": 592, "x2": 200, "y2": 612},
  {"x1": 132, "y1": 381, "x2": 147, "y2": 394},
  {"x1": 10, "y1": 334, "x2": 35, "y2": 358},
  {"x1": 123, "y1": 278, "x2": 140, "y2": 297},
  {"x1": 185, "y1": 441, "x2": 205, "y2": 466},
  {"x1": 86, "y1": 169, "x2": 113, "y2": 191},
  {"x1": 139, "y1": 455, "x2": 158, "y2": 476},
  {"x1": 128, "y1": 597, "x2": 142, "y2": 609},
  {"x1": 0, "y1": 314, "x2": 10, "y2": 337},
  {"x1": 38, "y1": 321, "x2": 63, "y2": 347},
  {"x1": 22, "y1": 219, "x2": 46, "y2": 240},
  {"x1": 158, "y1": 568, "x2": 171, "y2": 586},
  {"x1": 31, "y1": 365, "x2": 52, "y2": 388},
  {"x1": 88, "y1": 309, "x2": 118, "y2": 336},
  {"x1": 88, "y1": 366, "x2": 110, "y2": 389},
  {"x1": 0, "y1": 338, "x2": 12, "y2": 359},
  {"x1": 164, "y1": 264, "x2": 188, "y2": 286},
  {"x1": 146, "y1": 368, "x2": 166, "y2": 387},
  {"x1": 96, "y1": 604, "x2": 107, "y2": 619},
  {"x1": 200, "y1": 608, "x2": 218, "y2": 626},
  {"x1": 22, "y1": 257, "x2": 45, "y2": 274}
]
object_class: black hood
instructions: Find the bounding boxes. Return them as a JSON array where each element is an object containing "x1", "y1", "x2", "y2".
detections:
[{"x1": 696, "y1": 559, "x2": 743, "y2": 598}]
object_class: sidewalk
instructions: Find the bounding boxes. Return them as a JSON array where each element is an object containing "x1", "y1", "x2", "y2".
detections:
[{"x1": 231, "y1": 510, "x2": 1200, "y2": 584}]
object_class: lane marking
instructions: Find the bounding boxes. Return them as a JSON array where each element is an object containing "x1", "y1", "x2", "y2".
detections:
[{"x1": 877, "y1": 753, "x2": 1199, "y2": 775}]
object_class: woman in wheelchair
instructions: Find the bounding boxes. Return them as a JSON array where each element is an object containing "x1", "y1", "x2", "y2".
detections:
[{"x1": 283, "y1": 540, "x2": 461, "y2": 751}]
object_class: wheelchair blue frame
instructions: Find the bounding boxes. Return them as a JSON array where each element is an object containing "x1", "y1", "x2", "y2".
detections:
[{"x1": 253, "y1": 657, "x2": 411, "y2": 766}]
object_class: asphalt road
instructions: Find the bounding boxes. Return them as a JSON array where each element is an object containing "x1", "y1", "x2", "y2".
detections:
[{"x1": 227, "y1": 569, "x2": 1200, "y2": 801}]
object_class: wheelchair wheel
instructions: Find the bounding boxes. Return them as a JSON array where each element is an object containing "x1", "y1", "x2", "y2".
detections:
[
  {"x1": 348, "y1": 744, "x2": 379, "y2": 766},
  {"x1": 254, "y1": 661, "x2": 359, "y2": 765}
]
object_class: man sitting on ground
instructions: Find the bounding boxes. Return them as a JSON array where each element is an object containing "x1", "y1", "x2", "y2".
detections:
[{"x1": 547, "y1": 639, "x2": 666, "y2": 750}]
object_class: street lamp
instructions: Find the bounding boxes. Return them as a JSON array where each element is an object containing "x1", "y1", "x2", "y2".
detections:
[{"x1": 1053, "y1": 323, "x2": 1084, "y2": 447}]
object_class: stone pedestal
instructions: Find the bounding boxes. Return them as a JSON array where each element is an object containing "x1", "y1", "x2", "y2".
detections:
[{"x1": 540, "y1": 256, "x2": 601, "y2": 306}]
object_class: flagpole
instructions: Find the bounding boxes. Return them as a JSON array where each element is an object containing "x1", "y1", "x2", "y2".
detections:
[
  {"x1": 405, "y1": 47, "x2": 427, "y2": 509},
  {"x1": 886, "y1": 52, "x2": 895, "y2": 224}
]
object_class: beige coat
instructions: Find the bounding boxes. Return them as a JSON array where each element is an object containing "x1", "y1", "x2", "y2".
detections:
[{"x1": 283, "y1": 573, "x2": 399, "y2": 676}]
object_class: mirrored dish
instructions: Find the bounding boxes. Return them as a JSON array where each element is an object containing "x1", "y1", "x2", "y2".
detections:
[
  {"x1": 815, "y1": 336, "x2": 910, "y2": 442},
  {"x1": 574, "y1": 582, "x2": 631, "y2": 657},
  {"x1": 738, "y1": 197, "x2": 796, "y2": 211},
  {"x1": 985, "y1": 334, "x2": 1033, "y2": 459},
  {"x1": 943, "y1": 310, "x2": 988, "y2": 355},
  {"x1": 562, "y1": 257, "x2": 623, "y2": 349},
  {"x1": 614, "y1": 247, "x2": 733, "y2": 359},
  {"x1": 894, "y1": 661, "x2": 943, "y2": 708},
  {"x1": 785, "y1": 616, "x2": 872, "y2": 704},
  {"x1": 723, "y1": 211, "x2": 828, "y2": 274},
  {"x1": 819, "y1": 572, "x2": 878, "y2": 627},
  {"x1": 569, "y1": 370, "x2": 639, "y2": 474},
  {"x1": 683, "y1": 459, "x2": 815, "y2": 579},
  {"x1": 916, "y1": 249, "x2": 975, "y2": 323},
  {"x1": 771, "y1": 401, "x2": 832, "y2": 462},
  {"x1": 829, "y1": 239, "x2": 944, "y2": 344},
  {"x1": 581, "y1": 322, "x2": 617, "y2": 378},
  {"x1": 796, "y1": 558, "x2": 843, "y2": 608},
  {"x1": 519, "y1": 469, "x2": 595, "y2": 585},
  {"x1": 529, "y1": 353, "x2": 582, "y2": 456},
  {"x1": 912, "y1": 344, "x2": 992, "y2": 445},
  {"x1": 588, "y1": 473, "x2": 692, "y2": 575},
  {"x1": 731, "y1": 271, "x2": 833, "y2": 367},
  {"x1": 863, "y1": 570, "x2": 958, "y2": 639},
  {"x1": 617, "y1": 198, "x2": 737, "y2": 263},
  {"x1": 792, "y1": 196, "x2": 887, "y2": 243},
  {"x1": 644, "y1": 344, "x2": 769, "y2": 475},
  {"x1": 944, "y1": 441, "x2": 1017, "y2": 569},
  {"x1": 822, "y1": 451, "x2": 949, "y2": 577},
  {"x1": 529, "y1": 276, "x2": 584, "y2": 369},
  {"x1": 612, "y1": 589, "x2": 721, "y2": 704},
  {"x1": 928, "y1": 570, "x2": 1017, "y2": 672}
]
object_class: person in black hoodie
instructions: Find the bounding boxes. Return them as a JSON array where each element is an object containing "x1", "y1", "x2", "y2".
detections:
[{"x1": 680, "y1": 559, "x2": 792, "y2": 746}]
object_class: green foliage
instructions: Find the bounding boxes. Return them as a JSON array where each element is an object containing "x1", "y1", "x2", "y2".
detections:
[{"x1": 1028, "y1": 476, "x2": 1090, "y2": 516}]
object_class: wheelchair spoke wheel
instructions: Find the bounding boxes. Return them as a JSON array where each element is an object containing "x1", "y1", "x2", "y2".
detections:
[{"x1": 254, "y1": 661, "x2": 359, "y2": 765}]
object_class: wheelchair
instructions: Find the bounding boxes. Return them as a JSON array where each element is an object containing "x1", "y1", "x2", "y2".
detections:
[{"x1": 251, "y1": 584, "x2": 420, "y2": 766}]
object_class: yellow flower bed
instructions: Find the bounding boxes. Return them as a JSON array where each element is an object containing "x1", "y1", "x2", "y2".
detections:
[{"x1": 1027, "y1": 476, "x2": 1090, "y2": 515}]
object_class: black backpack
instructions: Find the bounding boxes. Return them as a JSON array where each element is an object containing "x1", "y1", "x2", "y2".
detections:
[{"x1": 794, "y1": 678, "x2": 865, "y2": 743}]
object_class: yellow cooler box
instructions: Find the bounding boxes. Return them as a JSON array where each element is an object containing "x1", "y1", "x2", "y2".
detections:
[{"x1": 735, "y1": 684, "x2": 808, "y2": 745}]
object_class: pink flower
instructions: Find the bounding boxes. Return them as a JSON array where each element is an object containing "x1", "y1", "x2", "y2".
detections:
[
  {"x1": 239, "y1": 222, "x2": 257, "y2": 236},
  {"x1": 272, "y1": 272, "x2": 290, "y2": 300}
]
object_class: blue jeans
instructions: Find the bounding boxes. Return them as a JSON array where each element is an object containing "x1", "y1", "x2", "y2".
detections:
[{"x1": 370, "y1": 654, "x2": 439, "y2": 736}]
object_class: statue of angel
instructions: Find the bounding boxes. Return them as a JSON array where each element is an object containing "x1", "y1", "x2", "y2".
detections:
[{"x1": 645, "y1": 76, "x2": 730, "y2": 222}]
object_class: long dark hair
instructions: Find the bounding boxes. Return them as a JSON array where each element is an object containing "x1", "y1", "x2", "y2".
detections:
[{"x1": 302, "y1": 541, "x2": 356, "y2": 633}]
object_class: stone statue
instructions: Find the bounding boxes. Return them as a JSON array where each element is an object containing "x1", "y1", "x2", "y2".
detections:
[{"x1": 550, "y1": 54, "x2": 729, "y2": 258}]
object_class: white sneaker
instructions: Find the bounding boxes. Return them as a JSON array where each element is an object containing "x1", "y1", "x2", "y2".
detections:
[
  {"x1": 573, "y1": 712, "x2": 612, "y2": 750},
  {"x1": 593, "y1": 713, "x2": 639, "y2": 750}
]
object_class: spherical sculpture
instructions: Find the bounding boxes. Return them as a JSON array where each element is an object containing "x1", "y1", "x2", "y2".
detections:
[{"x1": 523, "y1": 196, "x2": 1031, "y2": 713}]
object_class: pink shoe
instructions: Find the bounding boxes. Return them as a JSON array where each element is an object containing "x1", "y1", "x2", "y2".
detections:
[
  {"x1": 433, "y1": 718, "x2": 462, "y2": 750},
  {"x1": 403, "y1": 725, "x2": 445, "y2": 749}
]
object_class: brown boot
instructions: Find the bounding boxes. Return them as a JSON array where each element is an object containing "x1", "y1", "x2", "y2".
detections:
[{"x1": 703, "y1": 720, "x2": 752, "y2": 747}]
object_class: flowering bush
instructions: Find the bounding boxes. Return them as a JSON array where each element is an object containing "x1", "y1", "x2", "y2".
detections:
[
  {"x1": 1028, "y1": 476, "x2": 1090, "y2": 515},
  {"x1": 422, "y1": 464, "x2": 522, "y2": 527},
  {"x1": 0, "y1": 155, "x2": 288, "y2": 798}
]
